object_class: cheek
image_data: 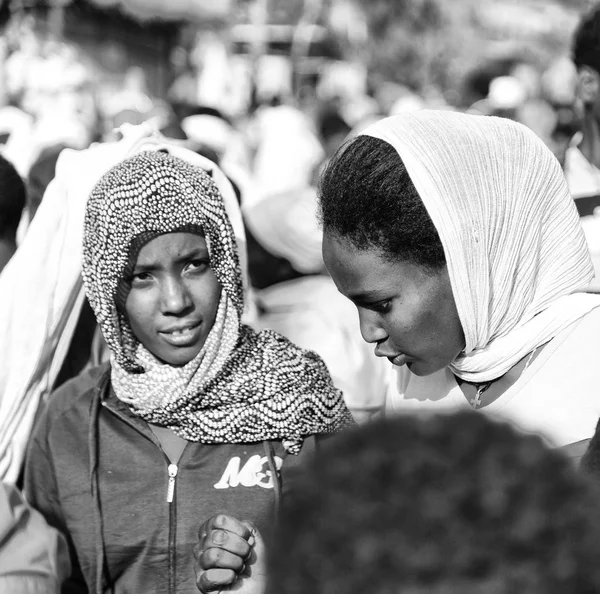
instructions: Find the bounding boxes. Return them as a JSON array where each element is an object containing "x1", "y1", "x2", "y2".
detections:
[
  {"x1": 190, "y1": 273, "x2": 222, "y2": 318},
  {"x1": 124, "y1": 292, "x2": 155, "y2": 335},
  {"x1": 385, "y1": 296, "x2": 434, "y2": 343}
]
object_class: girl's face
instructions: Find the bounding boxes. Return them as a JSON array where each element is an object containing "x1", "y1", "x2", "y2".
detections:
[
  {"x1": 322, "y1": 232, "x2": 465, "y2": 376},
  {"x1": 125, "y1": 232, "x2": 222, "y2": 366}
]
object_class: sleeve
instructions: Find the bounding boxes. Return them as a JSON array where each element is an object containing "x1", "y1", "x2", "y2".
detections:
[
  {"x1": 23, "y1": 412, "x2": 88, "y2": 594},
  {"x1": 0, "y1": 482, "x2": 71, "y2": 594}
]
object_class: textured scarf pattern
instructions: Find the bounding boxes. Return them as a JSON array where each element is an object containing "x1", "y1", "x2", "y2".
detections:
[
  {"x1": 82, "y1": 150, "x2": 353, "y2": 453},
  {"x1": 364, "y1": 111, "x2": 600, "y2": 383}
]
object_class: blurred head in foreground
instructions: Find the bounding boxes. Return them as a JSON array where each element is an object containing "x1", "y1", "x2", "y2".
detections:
[{"x1": 269, "y1": 412, "x2": 600, "y2": 594}]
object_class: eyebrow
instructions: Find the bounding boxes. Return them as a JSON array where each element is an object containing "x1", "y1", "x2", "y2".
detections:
[
  {"x1": 347, "y1": 290, "x2": 388, "y2": 305},
  {"x1": 133, "y1": 247, "x2": 209, "y2": 273}
]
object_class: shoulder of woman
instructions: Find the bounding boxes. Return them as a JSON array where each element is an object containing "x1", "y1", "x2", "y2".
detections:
[
  {"x1": 42, "y1": 361, "x2": 110, "y2": 421},
  {"x1": 0, "y1": 483, "x2": 70, "y2": 591}
]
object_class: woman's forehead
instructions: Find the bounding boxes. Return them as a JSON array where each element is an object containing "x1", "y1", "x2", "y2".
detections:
[
  {"x1": 135, "y1": 232, "x2": 208, "y2": 266},
  {"x1": 324, "y1": 233, "x2": 395, "y2": 289}
]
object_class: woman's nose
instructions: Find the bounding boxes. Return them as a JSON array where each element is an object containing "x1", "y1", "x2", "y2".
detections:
[
  {"x1": 358, "y1": 309, "x2": 388, "y2": 344},
  {"x1": 161, "y1": 277, "x2": 193, "y2": 315}
]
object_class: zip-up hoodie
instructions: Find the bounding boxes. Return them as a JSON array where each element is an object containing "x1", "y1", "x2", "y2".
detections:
[{"x1": 24, "y1": 363, "x2": 325, "y2": 594}]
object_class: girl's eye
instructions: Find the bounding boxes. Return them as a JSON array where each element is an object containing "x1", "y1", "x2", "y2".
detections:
[
  {"x1": 186, "y1": 259, "x2": 209, "y2": 273},
  {"x1": 131, "y1": 271, "x2": 152, "y2": 286}
]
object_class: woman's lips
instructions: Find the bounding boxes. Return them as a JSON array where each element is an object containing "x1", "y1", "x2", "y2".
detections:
[
  {"x1": 374, "y1": 345, "x2": 409, "y2": 367},
  {"x1": 159, "y1": 322, "x2": 202, "y2": 347},
  {"x1": 388, "y1": 354, "x2": 408, "y2": 367}
]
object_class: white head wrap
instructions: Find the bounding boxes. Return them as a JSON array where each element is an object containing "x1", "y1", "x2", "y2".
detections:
[
  {"x1": 243, "y1": 187, "x2": 325, "y2": 274},
  {"x1": 363, "y1": 111, "x2": 600, "y2": 382}
]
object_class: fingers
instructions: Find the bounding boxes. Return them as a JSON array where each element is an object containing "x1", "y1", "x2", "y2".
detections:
[
  {"x1": 243, "y1": 522, "x2": 266, "y2": 557},
  {"x1": 196, "y1": 567, "x2": 236, "y2": 593},
  {"x1": 198, "y1": 527, "x2": 252, "y2": 561},
  {"x1": 197, "y1": 544, "x2": 247, "y2": 572},
  {"x1": 238, "y1": 522, "x2": 268, "y2": 580},
  {"x1": 195, "y1": 515, "x2": 256, "y2": 592},
  {"x1": 198, "y1": 514, "x2": 253, "y2": 541}
]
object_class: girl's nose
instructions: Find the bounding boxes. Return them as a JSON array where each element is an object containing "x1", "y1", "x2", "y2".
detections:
[{"x1": 161, "y1": 276, "x2": 193, "y2": 315}]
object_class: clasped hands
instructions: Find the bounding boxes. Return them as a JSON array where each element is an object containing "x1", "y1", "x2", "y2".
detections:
[{"x1": 194, "y1": 514, "x2": 267, "y2": 594}]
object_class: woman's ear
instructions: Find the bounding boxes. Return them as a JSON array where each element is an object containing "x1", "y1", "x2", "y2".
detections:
[{"x1": 578, "y1": 65, "x2": 600, "y2": 105}]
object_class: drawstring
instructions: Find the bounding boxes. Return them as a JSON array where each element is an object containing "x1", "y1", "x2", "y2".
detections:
[
  {"x1": 88, "y1": 372, "x2": 111, "y2": 594},
  {"x1": 263, "y1": 441, "x2": 281, "y2": 522}
]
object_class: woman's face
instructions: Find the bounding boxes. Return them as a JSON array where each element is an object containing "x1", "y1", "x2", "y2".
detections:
[
  {"x1": 125, "y1": 232, "x2": 222, "y2": 366},
  {"x1": 322, "y1": 232, "x2": 465, "y2": 376}
]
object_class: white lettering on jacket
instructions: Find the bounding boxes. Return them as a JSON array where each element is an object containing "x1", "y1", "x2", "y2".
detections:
[{"x1": 213, "y1": 455, "x2": 283, "y2": 489}]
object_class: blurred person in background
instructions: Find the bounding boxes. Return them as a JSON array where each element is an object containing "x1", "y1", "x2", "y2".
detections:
[
  {"x1": 564, "y1": 4, "x2": 600, "y2": 291},
  {"x1": 0, "y1": 153, "x2": 26, "y2": 274},
  {"x1": 468, "y1": 75, "x2": 527, "y2": 119},
  {"x1": 315, "y1": 106, "x2": 351, "y2": 163},
  {"x1": 181, "y1": 104, "x2": 256, "y2": 213},
  {"x1": 247, "y1": 98, "x2": 324, "y2": 207},
  {"x1": 181, "y1": 106, "x2": 232, "y2": 165},
  {"x1": 319, "y1": 111, "x2": 600, "y2": 459},
  {"x1": 566, "y1": 5, "x2": 600, "y2": 199},
  {"x1": 516, "y1": 100, "x2": 580, "y2": 169},
  {"x1": 0, "y1": 481, "x2": 70, "y2": 594},
  {"x1": 25, "y1": 144, "x2": 68, "y2": 226},
  {"x1": 1, "y1": 36, "x2": 96, "y2": 181}
]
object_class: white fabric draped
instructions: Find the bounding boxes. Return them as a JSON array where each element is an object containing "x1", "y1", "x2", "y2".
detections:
[{"x1": 364, "y1": 111, "x2": 600, "y2": 383}]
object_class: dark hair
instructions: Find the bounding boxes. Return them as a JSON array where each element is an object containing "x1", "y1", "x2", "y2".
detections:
[
  {"x1": 269, "y1": 413, "x2": 600, "y2": 594},
  {"x1": 573, "y1": 5, "x2": 600, "y2": 74},
  {"x1": 0, "y1": 154, "x2": 25, "y2": 237},
  {"x1": 318, "y1": 134, "x2": 446, "y2": 270}
]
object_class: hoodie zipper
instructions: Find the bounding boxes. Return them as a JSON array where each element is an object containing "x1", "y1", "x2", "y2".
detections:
[
  {"x1": 167, "y1": 462, "x2": 179, "y2": 594},
  {"x1": 102, "y1": 400, "x2": 186, "y2": 594},
  {"x1": 167, "y1": 463, "x2": 178, "y2": 503}
]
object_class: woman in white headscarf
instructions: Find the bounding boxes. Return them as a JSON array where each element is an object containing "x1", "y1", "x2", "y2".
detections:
[{"x1": 319, "y1": 110, "x2": 600, "y2": 455}]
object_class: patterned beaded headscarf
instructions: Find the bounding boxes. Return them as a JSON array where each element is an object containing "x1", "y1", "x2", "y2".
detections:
[{"x1": 83, "y1": 149, "x2": 353, "y2": 453}]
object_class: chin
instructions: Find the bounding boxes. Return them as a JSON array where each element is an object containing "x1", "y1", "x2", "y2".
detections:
[
  {"x1": 160, "y1": 347, "x2": 203, "y2": 367},
  {"x1": 406, "y1": 360, "x2": 440, "y2": 377}
]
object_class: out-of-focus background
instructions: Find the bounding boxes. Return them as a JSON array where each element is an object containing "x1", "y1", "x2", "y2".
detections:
[{"x1": 0, "y1": 0, "x2": 590, "y2": 163}]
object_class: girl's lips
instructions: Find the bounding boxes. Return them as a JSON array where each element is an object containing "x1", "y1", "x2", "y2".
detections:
[{"x1": 159, "y1": 322, "x2": 202, "y2": 348}]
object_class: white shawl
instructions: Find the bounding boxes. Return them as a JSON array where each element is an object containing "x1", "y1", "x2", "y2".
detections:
[{"x1": 364, "y1": 111, "x2": 600, "y2": 383}]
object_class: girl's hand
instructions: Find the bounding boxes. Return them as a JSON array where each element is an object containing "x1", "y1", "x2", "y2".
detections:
[{"x1": 194, "y1": 514, "x2": 267, "y2": 594}]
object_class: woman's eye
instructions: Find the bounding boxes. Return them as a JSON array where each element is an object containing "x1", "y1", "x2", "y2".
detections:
[{"x1": 368, "y1": 300, "x2": 391, "y2": 314}]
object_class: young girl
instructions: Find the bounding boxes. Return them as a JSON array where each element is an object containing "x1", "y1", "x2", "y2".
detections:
[{"x1": 24, "y1": 147, "x2": 353, "y2": 594}]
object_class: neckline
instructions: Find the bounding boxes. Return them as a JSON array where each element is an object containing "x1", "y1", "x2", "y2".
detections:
[{"x1": 448, "y1": 314, "x2": 585, "y2": 411}]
